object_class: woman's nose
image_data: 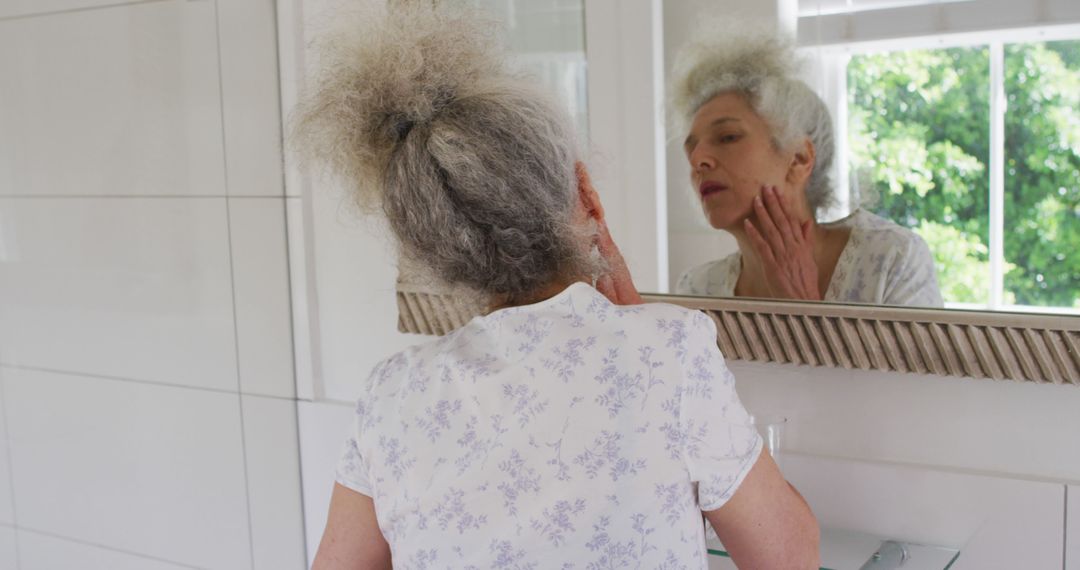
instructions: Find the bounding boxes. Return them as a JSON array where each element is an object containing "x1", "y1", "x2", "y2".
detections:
[{"x1": 689, "y1": 148, "x2": 715, "y2": 172}]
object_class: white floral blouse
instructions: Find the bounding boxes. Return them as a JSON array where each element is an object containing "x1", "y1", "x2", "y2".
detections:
[
  {"x1": 676, "y1": 210, "x2": 945, "y2": 308},
  {"x1": 336, "y1": 282, "x2": 762, "y2": 569}
]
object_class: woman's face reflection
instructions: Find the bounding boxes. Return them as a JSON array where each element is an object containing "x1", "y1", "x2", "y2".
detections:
[{"x1": 683, "y1": 92, "x2": 794, "y2": 231}]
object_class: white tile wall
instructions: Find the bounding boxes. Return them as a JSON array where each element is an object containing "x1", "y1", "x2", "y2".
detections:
[
  {"x1": 0, "y1": 369, "x2": 14, "y2": 527},
  {"x1": 5, "y1": 368, "x2": 252, "y2": 570},
  {"x1": 0, "y1": 1, "x2": 307, "y2": 569},
  {"x1": 729, "y1": 360, "x2": 1080, "y2": 482},
  {"x1": 0, "y1": 1, "x2": 226, "y2": 197},
  {"x1": 297, "y1": 400, "x2": 354, "y2": 567},
  {"x1": 17, "y1": 530, "x2": 193, "y2": 570},
  {"x1": 218, "y1": 0, "x2": 285, "y2": 197},
  {"x1": 782, "y1": 454, "x2": 1065, "y2": 568},
  {"x1": 230, "y1": 198, "x2": 296, "y2": 398},
  {"x1": 0, "y1": 198, "x2": 239, "y2": 392},
  {"x1": 242, "y1": 395, "x2": 307, "y2": 570},
  {"x1": 1069, "y1": 485, "x2": 1078, "y2": 570},
  {"x1": 0, "y1": 1, "x2": 140, "y2": 20},
  {"x1": 0, "y1": 526, "x2": 15, "y2": 570}
]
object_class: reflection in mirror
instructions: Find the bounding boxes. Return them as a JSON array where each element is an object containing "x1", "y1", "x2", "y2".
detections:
[
  {"x1": 471, "y1": 0, "x2": 588, "y2": 138},
  {"x1": 664, "y1": 3, "x2": 1080, "y2": 314},
  {"x1": 669, "y1": 24, "x2": 945, "y2": 309}
]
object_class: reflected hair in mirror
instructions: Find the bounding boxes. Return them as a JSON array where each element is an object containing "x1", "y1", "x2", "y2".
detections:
[{"x1": 671, "y1": 21, "x2": 836, "y2": 217}]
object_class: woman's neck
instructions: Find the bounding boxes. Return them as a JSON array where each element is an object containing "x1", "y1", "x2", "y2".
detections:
[{"x1": 732, "y1": 221, "x2": 850, "y2": 298}]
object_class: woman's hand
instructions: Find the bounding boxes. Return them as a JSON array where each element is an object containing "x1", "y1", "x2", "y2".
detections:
[
  {"x1": 594, "y1": 219, "x2": 644, "y2": 306},
  {"x1": 575, "y1": 162, "x2": 643, "y2": 306},
  {"x1": 743, "y1": 186, "x2": 822, "y2": 301}
]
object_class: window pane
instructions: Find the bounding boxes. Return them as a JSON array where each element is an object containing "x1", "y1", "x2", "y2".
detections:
[
  {"x1": 1003, "y1": 40, "x2": 1080, "y2": 309},
  {"x1": 847, "y1": 47, "x2": 991, "y2": 305}
]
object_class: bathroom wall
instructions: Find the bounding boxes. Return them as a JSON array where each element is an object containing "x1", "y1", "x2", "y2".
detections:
[{"x1": 0, "y1": 1, "x2": 305, "y2": 568}]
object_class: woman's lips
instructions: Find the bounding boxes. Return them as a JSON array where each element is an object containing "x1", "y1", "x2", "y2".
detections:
[{"x1": 699, "y1": 181, "x2": 728, "y2": 198}]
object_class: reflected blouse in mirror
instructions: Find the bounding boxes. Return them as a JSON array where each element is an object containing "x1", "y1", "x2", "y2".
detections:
[{"x1": 676, "y1": 209, "x2": 945, "y2": 308}]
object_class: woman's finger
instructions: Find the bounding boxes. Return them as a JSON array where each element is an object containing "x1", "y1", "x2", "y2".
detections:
[
  {"x1": 594, "y1": 273, "x2": 615, "y2": 301},
  {"x1": 597, "y1": 222, "x2": 627, "y2": 274},
  {"x1": 762, "y1": 186, "x2": 799, "y2": 246},
  {"x1": 752, "y1": 193, "x2": 787, "y2": 256},
  {"x1": 594, "y1": 221, "x2": 642, "y2": 305},
  {"x1": 744, "y1": 219, "x2": 779, "y2": 268}
]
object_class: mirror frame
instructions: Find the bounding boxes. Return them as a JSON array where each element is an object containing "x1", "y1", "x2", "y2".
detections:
[{"x1": 396, "y1": 282, "x2": 1079, "y2": 385}]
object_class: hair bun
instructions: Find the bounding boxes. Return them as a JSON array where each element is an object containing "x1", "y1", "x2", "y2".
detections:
[{"x1": 291, "y1": 1, "x2": 505, "y2": 209}]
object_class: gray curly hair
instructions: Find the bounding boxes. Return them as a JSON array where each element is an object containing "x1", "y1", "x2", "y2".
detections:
[
  {"x1": 670, "y1": 23, "x2": 836, "y2": 217},
  {"x1": 291, "y1": 2, "x2": 598, "y2": 302}
]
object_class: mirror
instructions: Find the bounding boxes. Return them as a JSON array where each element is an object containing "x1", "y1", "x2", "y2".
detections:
[
  {"x1": 662, "y1": 2, "x2": 1080, "y2": 315},
  {"x1": 458, "y1": 0, "x2": 1080, "y2": 315}
]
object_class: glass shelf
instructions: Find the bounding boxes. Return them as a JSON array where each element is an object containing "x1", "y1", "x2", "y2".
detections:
[{"x1": 706, "y1": 527, "x2": 960, "y2": 570}]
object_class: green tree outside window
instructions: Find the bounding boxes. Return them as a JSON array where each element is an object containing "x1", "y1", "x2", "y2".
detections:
[{"x1": 847, "y1": 40, "x2": 1080, "y2": 308}]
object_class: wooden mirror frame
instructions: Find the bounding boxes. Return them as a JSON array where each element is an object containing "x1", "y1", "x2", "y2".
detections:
[{"x1": 396, "y1": 282, "x2": 1080, "y2": 385}]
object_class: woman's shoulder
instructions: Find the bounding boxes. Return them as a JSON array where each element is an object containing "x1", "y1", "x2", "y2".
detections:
[
  {"x1": 843, "y1": 209, "x2": 911, "y2": 235},
  {"x1": 675, "y1": 253, "x2": 740, "y2": 297},
  {"x1": 835, "y1": 210, "x2": 930, "y2": 255}
]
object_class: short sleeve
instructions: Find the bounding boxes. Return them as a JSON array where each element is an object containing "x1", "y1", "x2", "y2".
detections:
[
  {"x1": 335, "y1": 414, "x2": 373, "y2": 496},
  {"x1": 677, "y1": 311, "x2": 763, "y2": 511},
  {"x1": 334, "y1": 362, "x2": 388, "y2": 497},
  {"x1": 883, "y1": 232, "x2": 945, "y2": 308}
]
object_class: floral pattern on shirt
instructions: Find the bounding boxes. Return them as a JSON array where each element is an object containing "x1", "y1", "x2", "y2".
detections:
[
  {"x1": 336, "y1": 282, "x2": 761, "y2": 569},
  {"x1": 676, "y1": 209, "x2": 945, "y2": 308}
]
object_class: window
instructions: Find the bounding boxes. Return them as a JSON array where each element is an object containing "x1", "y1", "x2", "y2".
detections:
[{"x1": 842, "y1": 36, "x2": 1080, "y2": 312}]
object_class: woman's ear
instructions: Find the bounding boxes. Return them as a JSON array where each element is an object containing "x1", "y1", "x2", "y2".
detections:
[
  {"x1": 786, "y1": 138, "x2": 816, "y2": 186},
  {"x1": 576, "y1": 162, "x2": 605, "y2": 222}
]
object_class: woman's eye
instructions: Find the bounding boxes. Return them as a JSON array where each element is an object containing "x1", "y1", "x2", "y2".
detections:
[{"x1": 718, "y1": 134, "x2": 740, "y2": 143}]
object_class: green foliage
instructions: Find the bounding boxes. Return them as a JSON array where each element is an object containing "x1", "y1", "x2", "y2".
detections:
[
  {"x1": 848, "y1": 40, "x2": 1080, "y2": 307},
  {"x1": 915, "y1": 221, "x2": 990, "y2": 303}
]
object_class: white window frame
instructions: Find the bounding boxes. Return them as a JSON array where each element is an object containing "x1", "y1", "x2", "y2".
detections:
[{"x1": 800, "y1": 23, "x2": 1080, "y2": 314}]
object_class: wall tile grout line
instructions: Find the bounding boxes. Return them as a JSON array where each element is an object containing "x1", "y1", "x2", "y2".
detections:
[
  {"x1": 211, "y1": 0, "x2": 257, "y2": 566},
  {"x1": 0, "y1": 373, "x2": 21, "y2": 569},
  {"x1": 0, "y1": 0, "x2": 173, "y2": 23},
  {"x1": 0, "y1": 364, "x2": 297, "y2": 401},
  {"x1": 14, "y1": 525, "x2": 210, "y2": 570},
  {"x1": 224, "y1": 197, "x2": 258, "y2": 570}
]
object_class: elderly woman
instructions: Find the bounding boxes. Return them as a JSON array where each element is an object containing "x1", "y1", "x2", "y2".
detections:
[
  {"x1": 672, "y1": 29, "x2": 944, "y2": 308},
  {"x1": 296, "y1": 4, "x2": 818, "y2": 569}
]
